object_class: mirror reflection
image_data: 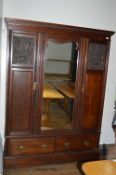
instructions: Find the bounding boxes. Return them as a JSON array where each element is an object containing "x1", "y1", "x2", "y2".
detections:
[{"x1": 41, "y1": 40, "x2": 78, "y2": 130}]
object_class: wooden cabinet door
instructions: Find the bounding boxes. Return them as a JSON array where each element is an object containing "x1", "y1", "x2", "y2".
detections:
[
  {"x1": 7, "y1": 31, "x2": 37, "y2": 136},
  {"x1": 79, "y1": 39, "x2": 110, "y2": 132}
]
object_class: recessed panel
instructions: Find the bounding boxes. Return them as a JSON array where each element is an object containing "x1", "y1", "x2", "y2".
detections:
[
  {"x1": 12, "y1": 35, "x2": 35, "y2": 65},
  {"x1": 87, "y1": 43, "x2": 106, "y2": 70}
]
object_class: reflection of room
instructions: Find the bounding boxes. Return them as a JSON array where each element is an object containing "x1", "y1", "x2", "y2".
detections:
[{"x1": 42, "y1": 41, "x2": 78, "y2": 130}]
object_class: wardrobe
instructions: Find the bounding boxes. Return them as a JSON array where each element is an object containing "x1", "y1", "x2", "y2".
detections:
[{"x1": 4, "y1": 18, "x2": 114, "y2": 168}]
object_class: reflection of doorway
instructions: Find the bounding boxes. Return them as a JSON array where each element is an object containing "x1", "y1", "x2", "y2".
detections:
[
  {"x1": 70, "y1": 42, "x2": 78, "y2": 81},
  {"x1": 44, "y1": 41, "x2": 78, "y2": 80},
  {"x1": 42, "y1": 41, "x2": 78, "y2": 130},
  {"x1": 45, "y1": 41, "x2": 72, "y2": 80}
]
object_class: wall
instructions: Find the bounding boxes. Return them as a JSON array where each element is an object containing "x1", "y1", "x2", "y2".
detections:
[
  {"x1": 1, "y1": 0, "x2": 116, "y2": 144},
  {"x1": 45, "y1": 42, "x2": 72, "y2": 74},
  {"x1": 0, "y1": 0, "x2": 3, "y2": 53},
  {"x1": 0, "y1": 134, "x2": 3, "y2": 174},
  {"x1": 0, "y1": 1, "x2": 3, "y2": 173},
  {"x1": 0, "y1": 0, "x2": 3, "y2": 141},
  {"x1": 0, "y1": 0, "x2": 3, "y2": 88}
]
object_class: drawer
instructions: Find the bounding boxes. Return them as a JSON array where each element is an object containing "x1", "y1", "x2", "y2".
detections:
[
  {"x1": 7, "y1": 138, "x2": 55, "y2": 156},
  {"x1": 55, "y1": 135, "x2": 98, "y2": 152}
]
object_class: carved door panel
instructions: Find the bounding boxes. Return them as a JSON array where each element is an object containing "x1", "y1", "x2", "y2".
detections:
[{"x1": 7, "y1": 31, "x2": 37, "y2": 135}]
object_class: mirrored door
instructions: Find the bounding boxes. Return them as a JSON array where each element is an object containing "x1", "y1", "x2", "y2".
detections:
[{"x1": 41, "y1": 40, "x2": 79, "y2": 131}]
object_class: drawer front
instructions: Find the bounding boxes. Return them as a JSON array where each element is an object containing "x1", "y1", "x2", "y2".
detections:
[
  {"x1": 55, "y1": 135, "x2": 98, "y2": 152},
  {"x1": 7, "y1": 138, "x2": 55, "y2": 156}
]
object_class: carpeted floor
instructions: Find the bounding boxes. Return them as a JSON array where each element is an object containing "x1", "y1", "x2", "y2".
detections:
[{"x1": 4, "y1": 162, "x2": 82, "y2": 175}]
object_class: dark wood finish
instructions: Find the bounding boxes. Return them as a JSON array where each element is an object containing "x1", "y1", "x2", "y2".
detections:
[
  {"x1": 5, "y1": 18, "x2": 114, "y2": 40},
  {"x1": 79, "y1": 40, "x2": 110, "y2": 132},
  {"x1": 80, "y1": 72, "x2": 104, "y2": 131},
  {"x1": 7, "y1": 138, "x2": 55, "y2": 155},
  {"x1": 6, "y1": 31, "x2": 37, "y2": 137},
  {"x1": 4, "y1": 18, "x2": 114, "y2": 168},
  {"x1": 55, "y1": 135, "x2": 99, "y2": 152},
  {"x1": 9, "y1": 70, "x2": 34, "y2": 135},
  {"x1": 4, "y1": 144, "x2": 116, "y2": 174},
  {"x1": 4, "y1": 150, "x2": 99, "y2": 168}
]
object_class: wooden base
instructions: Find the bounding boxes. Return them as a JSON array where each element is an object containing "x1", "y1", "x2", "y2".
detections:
[{"x1": 4, "y1": 150, "x2": 99, "y2": 168}]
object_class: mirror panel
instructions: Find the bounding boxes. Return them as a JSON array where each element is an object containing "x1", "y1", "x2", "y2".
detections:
[{"x1": 41, "y1": 40, "x2": 78, "y2": 131}]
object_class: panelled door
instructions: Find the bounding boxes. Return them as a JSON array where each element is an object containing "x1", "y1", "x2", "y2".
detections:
[
  {"x1": 7, "y1": 31, "x2": 37, "y2": 136},
  {"x1": 79, "y1": 38, "x2": 110, "y2": 132},
  {"x1": 35, "y1": 33, "x2": 82, "y2": 133}
]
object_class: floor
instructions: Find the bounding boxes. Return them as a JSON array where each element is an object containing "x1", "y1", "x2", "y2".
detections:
[
  {"x1": 4, "y1": 144, "x2": 116, "y2": 175},
  {"x1": 4, "y1": 162, "x2": 81, "y2": 175},
  {"x1": 42, "y1": 100, "x2": 72, "y2": 130},
  {"x1": 104, "y1": 144, "x2": 116, "y2": 160},
  {"x1": 41, "y1": 80, "x2": 74, "y2": 130}
]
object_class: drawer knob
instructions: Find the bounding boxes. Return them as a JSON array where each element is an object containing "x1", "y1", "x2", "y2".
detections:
[
  {"x1": 64, "y1": 142, "x2": 70, "y2": 147},
  {"x1": 84, "y1": 141, "x2": 90, "y2": 146},
  {"x1": 18, "y1": 145, "x2": 25, "y2": 150},
  {"x1": 42, "y1": 144, "x2": 48, "y2": 148}
]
